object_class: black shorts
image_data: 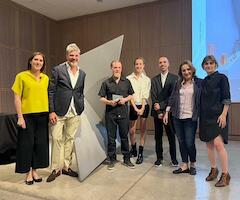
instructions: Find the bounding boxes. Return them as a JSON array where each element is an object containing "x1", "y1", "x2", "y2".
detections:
[{"x1": 129, "y1": 104, "x2": 149, "y2": 121}]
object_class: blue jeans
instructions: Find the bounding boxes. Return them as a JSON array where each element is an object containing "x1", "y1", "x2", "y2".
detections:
[{"x1": 173, "y1": 117, "x2": 197, "y2": 163}]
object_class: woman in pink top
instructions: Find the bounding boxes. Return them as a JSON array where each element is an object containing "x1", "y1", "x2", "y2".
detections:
[{"x1": 164, "y1": 60, "x2": 202, "y2": 175}]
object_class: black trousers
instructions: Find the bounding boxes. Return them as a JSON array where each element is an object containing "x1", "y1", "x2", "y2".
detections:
[
  {"x1": 154, "y1": 116, "x2": 177, "y2": 161},
  {"x1": 105, "y1": 112, "x2": 130, "y2": 161},
  {"x1": 16, "y1": 113, "x2": 49, "y2": 173}
]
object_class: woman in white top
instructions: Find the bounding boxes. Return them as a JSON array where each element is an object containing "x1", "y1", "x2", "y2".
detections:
[{"x1": 127, "y1": 57, "x2": 151, "y2": 164}]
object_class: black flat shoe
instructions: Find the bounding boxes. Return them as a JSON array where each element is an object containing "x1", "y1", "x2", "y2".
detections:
[
  {"x1": 173, "y1": 168, "x2": 190, "y2": 174},
  {"x1": 25, "y1": 180, "x2": 34, "y2": 185},
  {"x1": 62, "y1": 168, "x2": 78, "y2": 177},
  {"x1": 189, "y1": 167, "x2": 196, "y2": 175},
  {"x1": 33, "y1": 177, "x2": 43, "y2": 182},
  {"x1": 46, "y1": 170, "x2": 61, "y2": 182}
]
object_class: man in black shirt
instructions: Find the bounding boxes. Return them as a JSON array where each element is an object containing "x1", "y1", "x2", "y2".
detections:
[{"x1": 98, "y1": 60, "x2": 135, "y2": 170}]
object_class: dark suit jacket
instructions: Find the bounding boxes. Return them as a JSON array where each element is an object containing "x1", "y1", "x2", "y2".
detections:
[
  {"x1": 48, "y1": 62, "x2": 86, "y2": 116},
  {"x1": 150, "y1": 72, "x2": 178, "y2": 117}
]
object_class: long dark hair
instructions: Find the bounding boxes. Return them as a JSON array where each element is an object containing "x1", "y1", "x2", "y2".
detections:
[{"x1": 27, "y1": 52, "x2": 46, "y2": 72}]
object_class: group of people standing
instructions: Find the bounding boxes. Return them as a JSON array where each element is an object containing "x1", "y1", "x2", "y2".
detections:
[
  {"x1": 12, "y1": 42, "x2": 231, "y2": 188},
  {"x1": 98, "y1": 55, "x2": 231, "y2": 188}
]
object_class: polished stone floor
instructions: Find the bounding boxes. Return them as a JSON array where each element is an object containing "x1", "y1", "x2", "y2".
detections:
[{"x1": 0, "y1": 135, "x2": 239, "y2": 200}]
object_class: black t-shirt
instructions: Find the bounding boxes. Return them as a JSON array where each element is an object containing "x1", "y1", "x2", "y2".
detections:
[{"x1": 98, "y1": 76, "x2": 134, "y2": 117}]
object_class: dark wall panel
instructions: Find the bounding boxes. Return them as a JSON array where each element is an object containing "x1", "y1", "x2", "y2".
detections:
[
  {"x1": 0, "y1": 47, "x2": 16, "y2": 89},
  {"x1": 0, "y1": 2, "x2": 16, "y2": 47},
  {"x1": 17, "y1": 50, "x2": 32, "y2": 72},
  {"x1": 230, "y1": 104, "x2": 240, "y2": 136},
  {"x1": 0, "y1": 0, "x2": 57, "y2": 113},
  {"x1": 0, "y1": 91, "x2": 15, "y2": 113},
  {"x1": 34, "y1": 16, "x2": 48, "y2": 54},
  {"x1": 19, "y1": 10, "x2": 33, "y2": 50}
]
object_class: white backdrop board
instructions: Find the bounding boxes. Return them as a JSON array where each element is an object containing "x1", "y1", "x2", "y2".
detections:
[{"x1": 75, "y1": 35, "x2": 124, "y2": 181}]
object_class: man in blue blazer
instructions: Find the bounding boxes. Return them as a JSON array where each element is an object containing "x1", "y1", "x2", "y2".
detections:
[
  {"x1": 151, "y1": 56, "x2": 178, "y2": 167},
  {"x1": 47, "y1": 43, "x2": 86, "y2": 182}
]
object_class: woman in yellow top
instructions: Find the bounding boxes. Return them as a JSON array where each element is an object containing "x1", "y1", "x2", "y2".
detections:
[{"x1": 12, "y1": 52, "x2": 49, "y2": 185}]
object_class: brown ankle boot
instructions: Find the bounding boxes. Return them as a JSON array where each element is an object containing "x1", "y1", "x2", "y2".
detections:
[
  {"x1": 205, "y1": 168, "x2": 219, "y2": 181},
  {"x1": 215, "y1": 173, "x2": 231, "y2": 187}
]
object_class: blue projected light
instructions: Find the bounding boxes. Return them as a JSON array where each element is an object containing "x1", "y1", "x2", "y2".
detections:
[{"x1": 192, "y1": 0, "x2": 240, "y2": 102}]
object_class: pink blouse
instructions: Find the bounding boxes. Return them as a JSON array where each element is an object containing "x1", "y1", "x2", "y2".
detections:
[{"x1": 179, "y1": 81, "x2": 194, "y2": 119}]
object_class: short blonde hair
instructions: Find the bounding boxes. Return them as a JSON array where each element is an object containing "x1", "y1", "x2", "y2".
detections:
[
  {"x1": 66, "y1": 43, "x2": 81, "y2": 54},
  {"x1": 110, "y1": 60, "x2": 122, "y2": 68},
  {"x1": 134, "y1": 57, "x2": 145, "y2": 65}
]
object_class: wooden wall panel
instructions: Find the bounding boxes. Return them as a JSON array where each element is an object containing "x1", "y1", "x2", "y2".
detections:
[
  {"x1": 139, "y1": 4, "x2": 161, "y2": 49},
  {"x1": 0, "y1": 0, "x2": 57, "y2": 113},
  {"x1": 0, "y1": 91, "x2": 15, "y2": 113},
  {"x1": 0, "y1": 2, "x2": 16, "y2": 47},
  {"x1": 19, "y1": 10, "x2": 33, "y2": 51},
  {"x1": 0, "y1": 47, "x2": 16, "y2": 89},
  {"x1": 101, "y1": 11, "x2": 123, "y2": 42},
  {"x1": 159, "y1": 1, "x2": 182, "y2": 46},
  {"x1": 76, "y1": 18, "x2": 90, "y2": 53},
  {"x1": 230, "y1": 104, "x2": 240, "y2": 136},
  {"x1": 181, "y1": 0, "x2": 192, "y2": 45},
  {"x1": 86, "y1": 15, "x2": 105, "y2": 52},
  {"x1": 34, "y1": 16, "x2": 48, "y2": 54},
  {"x1": 55, "y1": 17, "x2": 89, "y2": 62},
  {"x1": 17, "y1": 50, "x2": 32, "y2": 72},
  {"x1": 49, "y1": 21, "x2": 58, "y2": 57}
]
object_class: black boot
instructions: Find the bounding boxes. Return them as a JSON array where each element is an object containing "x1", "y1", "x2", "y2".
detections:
[
  {"x1": 136, "y1": 146, "x2": 143, "y2": 164},
  {"x1": 130, "y1": 143, "x2": 137, "y2": 157}
]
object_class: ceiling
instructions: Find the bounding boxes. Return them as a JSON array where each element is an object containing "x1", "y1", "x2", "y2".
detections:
[{"x1": 11, "y1": 0, "x2": 157, "y2": 21}]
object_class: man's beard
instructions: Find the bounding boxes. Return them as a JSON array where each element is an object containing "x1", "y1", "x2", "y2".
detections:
[
  {"x1": 113, "y1": 72, "x2": 121, "y2": 78},
  {"x1": 68, "y1": 61, "x2": 78, "y2": 67}
]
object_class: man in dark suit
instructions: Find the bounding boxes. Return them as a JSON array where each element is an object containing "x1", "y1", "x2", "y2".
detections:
[
  {"x1": 47, "y1": 43, "x2": 86, "y2": 182},
  {"x1": 151, "y1": 56, "x2": 178, "y2": 167}
]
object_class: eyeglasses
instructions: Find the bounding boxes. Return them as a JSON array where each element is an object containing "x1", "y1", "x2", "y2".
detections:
[{"x1": 204, "y1": 61, "x2": 214, "y2": 65}]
